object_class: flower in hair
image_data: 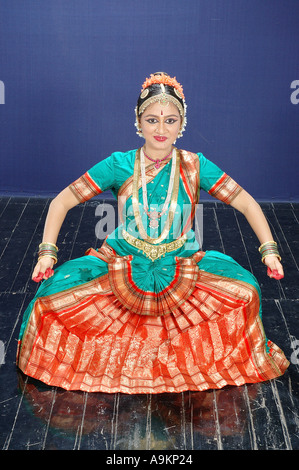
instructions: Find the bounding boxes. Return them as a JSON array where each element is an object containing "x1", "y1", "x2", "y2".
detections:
[{"x1": 141, "y1": 73, "x2": 185, "y2": 100}]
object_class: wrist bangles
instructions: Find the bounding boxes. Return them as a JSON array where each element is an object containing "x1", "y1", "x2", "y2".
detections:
[
  {"x1": 38, "y1": 242, "x2": 58, "y2": 264},
  {"x1": 258, "y1": 240, "x2": 281, "y2": 264},
  {"x1": 37, "y1": 240, "x2": 280, "y2": 266}
]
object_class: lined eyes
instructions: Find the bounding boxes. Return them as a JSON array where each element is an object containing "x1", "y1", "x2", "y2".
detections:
[{"x1": 145, "y1": 118, "x2": 178, "y2": 125}]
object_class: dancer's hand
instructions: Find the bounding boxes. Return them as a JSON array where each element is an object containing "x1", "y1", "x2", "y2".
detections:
[
  {"x1": 32, "y1": 256, "x2": 55, "y2": 282},
  {"x1": 263, "y1": 255, "x2": 284, "y2": 280}
]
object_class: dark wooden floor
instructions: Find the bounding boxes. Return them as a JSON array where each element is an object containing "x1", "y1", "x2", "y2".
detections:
[{"x1": 0, "y1": 196, "x2": 298, "y2": 450}]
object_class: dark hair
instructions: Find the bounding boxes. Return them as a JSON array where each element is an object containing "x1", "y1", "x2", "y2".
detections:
[
  {"x1": 136, "y1": 72, "x2": 185, "y2": 116},
  {"x1": 135, "y1": 72, "x2": 187, "y2": 138}
]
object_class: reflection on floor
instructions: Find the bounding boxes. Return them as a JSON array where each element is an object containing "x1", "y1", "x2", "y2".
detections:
[{"x1": 0, "y1": 197, "x2": 298, "y2": 450}]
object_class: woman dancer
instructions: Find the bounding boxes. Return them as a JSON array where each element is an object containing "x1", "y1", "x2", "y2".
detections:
[{"x1": 17, "y1": 72, "x2": 289, "y2": 393}]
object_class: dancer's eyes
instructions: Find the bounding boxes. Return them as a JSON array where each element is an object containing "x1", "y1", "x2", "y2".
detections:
[{"x1": 145, "y1": 118, "x2": 178, "y2": 124}]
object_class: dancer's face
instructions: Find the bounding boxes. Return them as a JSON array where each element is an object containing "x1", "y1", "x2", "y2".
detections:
[{"x1": 139, "y1": 101, "x2": 181, "y2": 154}]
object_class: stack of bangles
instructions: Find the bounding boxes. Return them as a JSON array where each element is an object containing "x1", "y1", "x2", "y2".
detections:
[
  {"x1": 258, "y1": 240, "x2": 281, "y2": 264},
  {"x1": 38, "y1": 242, "x2": 58, "y2": 264}
]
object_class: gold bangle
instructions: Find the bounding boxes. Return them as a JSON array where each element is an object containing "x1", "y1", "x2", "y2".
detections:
[
  {"x1": 258, "y1": 240, "x2": 277, "y2": 252},
  {"x1": 261, "y1": 254, "x2": 282, "y2": 264},
  {"x1": 38, "y1": 254, "x2": 58, "y2": 265},
  {"x1": 39, "y1": 242, "x2": 59, "y2": 251}
]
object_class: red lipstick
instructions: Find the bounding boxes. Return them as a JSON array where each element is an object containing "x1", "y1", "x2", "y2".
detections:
[{"x1": 154, "y1": 136, "x2": 167, "y2": 142}]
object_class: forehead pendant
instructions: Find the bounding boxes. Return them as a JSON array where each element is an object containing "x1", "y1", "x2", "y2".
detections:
[{"x1": 159, "y1": 84, "x2": 169, "y2": 108}]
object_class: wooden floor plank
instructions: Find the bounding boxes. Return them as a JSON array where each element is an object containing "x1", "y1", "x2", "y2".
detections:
[
  {"x1": 189, "y1": 390, "x2": 219, "y2": 450},
  {"x1": 0, "y1": 199, "x2": 50, "y2": 294}
]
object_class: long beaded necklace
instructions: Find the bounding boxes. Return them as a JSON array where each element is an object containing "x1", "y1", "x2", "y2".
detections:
[
  {"x1": 141, "y1": 147, "x2": 176, "y2": 229},
  {"x1": 143, "y1": 147, "x2": 173, "y2": 169},
  {"x1": 132, "y1": 148, "x2": 180, "y2": 244}
]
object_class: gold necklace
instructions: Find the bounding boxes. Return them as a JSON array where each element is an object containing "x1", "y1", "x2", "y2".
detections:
[
  {"x1": 132, "y1": 148, "x2": 180, "y2": 244},
  {"x1": 141, "y1": 147, "x2": 176, "y2": 229}
]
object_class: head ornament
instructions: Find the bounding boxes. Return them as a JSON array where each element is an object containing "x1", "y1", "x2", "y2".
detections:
[
  {"x1": 135, "y1": 72, "x2": 187, "y2": 139},
  {"x1": 141, "y1": 73, "x2": 185, "y2": 100}
]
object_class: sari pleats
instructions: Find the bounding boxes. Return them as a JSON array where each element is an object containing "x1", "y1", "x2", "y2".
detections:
[{"x1": 17, "y1": 260, "x2": 289, "y2": 393}]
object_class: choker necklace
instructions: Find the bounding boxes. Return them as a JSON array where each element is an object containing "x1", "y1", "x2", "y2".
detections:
[{"x1": 143, "y1": 147, "x2": 172, "y2": 169}]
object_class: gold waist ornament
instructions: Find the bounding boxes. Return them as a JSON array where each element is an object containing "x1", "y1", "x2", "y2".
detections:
[{"x1": 122, "y1": 229, "x2": 187, "y2": 262}]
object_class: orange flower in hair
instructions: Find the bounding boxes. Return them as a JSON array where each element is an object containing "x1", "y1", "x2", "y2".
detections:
[{"x1": 141, "y1": 73, "x2": 185, "y2": 100}]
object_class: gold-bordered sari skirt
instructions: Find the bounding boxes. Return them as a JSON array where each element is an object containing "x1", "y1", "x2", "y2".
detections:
[{"x1": 17, "y1": 245, "x2": 289, "y2": 394}]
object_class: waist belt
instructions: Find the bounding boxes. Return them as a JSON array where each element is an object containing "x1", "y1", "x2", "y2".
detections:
[{"x1": 122, "y1": 230, "x2": 187, "y2": 262}]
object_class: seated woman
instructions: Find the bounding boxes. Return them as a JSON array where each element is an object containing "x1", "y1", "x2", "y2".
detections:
[{"x1": 17, "y1": 72, "x2": 289, "y2": 393}]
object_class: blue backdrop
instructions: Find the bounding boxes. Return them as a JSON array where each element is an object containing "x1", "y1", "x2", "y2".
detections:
[{"x1": 0, "y1": 0, "x2": 298, "y2": 201}]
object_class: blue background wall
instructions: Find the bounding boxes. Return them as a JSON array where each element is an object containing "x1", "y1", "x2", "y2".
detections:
[{"x1": 0, "y1": 0, "x2": 298, "y2": 201}]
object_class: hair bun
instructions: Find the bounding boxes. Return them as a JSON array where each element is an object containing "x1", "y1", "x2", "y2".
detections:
[{"x1": 153, "y1": 72, "x2": 169, "y2": 77}]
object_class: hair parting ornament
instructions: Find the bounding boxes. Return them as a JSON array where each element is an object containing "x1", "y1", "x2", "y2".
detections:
[{"x1": 135, "y1": 72, "x2": 187, "y2": 138}]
